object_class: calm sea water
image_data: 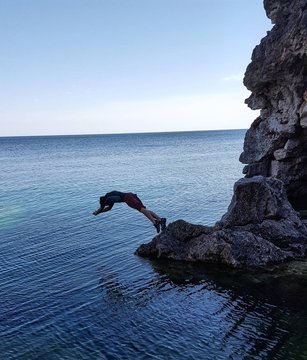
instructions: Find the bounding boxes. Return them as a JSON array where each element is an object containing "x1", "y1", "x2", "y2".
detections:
[{"x1": 1, "y1": 130, "x2": 307, "y2": 360}]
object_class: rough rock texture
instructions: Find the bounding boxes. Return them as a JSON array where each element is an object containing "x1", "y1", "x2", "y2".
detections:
[
  {"x1": 136, "y1": 0, "x2": 307, "y2": 268},
  {"x1": 240, "y1": 0, "x2": 307, "y2": 210},
  {"x1": 136, "y1": 177, "x2": 307, "y2": 268}
]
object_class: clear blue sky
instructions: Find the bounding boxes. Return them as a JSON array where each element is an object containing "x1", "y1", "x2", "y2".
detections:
[{"x1": 0, "y1": 0, "x2": 271, "y2": 136}]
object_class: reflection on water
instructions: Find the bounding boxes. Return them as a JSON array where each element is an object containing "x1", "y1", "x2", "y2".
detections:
[
  {"x1": 151, "y1": 260, "x2": 307, "y2": 310},
  {"x1": 96, "y1": 259, "x2": 307, "y2": 360}
]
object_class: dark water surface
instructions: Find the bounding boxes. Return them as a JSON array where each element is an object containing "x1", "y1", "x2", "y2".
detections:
[{"x1": 1, "y1": 130, "x2": 307, "y2": 359}]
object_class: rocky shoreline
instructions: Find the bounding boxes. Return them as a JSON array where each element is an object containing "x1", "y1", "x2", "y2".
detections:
[
  {"x1": 136, "y1": 176, "x2": 307, "y2": 268},
  {"x1": 136, "y1": 0, "x2": 307, "y2": 268}
]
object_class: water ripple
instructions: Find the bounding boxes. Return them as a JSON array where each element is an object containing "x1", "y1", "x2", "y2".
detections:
[{"x1": 1, "y1": 132, "x2": 307, "y2": 359}]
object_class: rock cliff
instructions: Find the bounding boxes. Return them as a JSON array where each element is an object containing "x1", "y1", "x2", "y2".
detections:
[
  {"x1": 136, "y1": 0, "x2": 307, "y2": 268},
  {"x1": 240, "y1": 0, "x2": 307, "y2": 210}
]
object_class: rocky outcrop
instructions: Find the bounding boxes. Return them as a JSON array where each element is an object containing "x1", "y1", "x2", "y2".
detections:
[
  {"x1": 240, "y1": 0, "x2": 307, "y2": 210},
  {"x1": 136, "y1": 0, "x2": 307, "y2": 268},
  {"x1": 136, "y1": 177, "x2": 307, "y2": 268}
]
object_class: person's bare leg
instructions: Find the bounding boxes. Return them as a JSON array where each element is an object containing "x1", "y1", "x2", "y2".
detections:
[
  {"x1": 140, "y1": 208, "x2": 161, "y2": 224},
  {"x1": 140, "y1": 207, "x2": 167, "y2": 233},
  {"x1": 149, "y1": 210, "x2": 161, "y2": 222}
]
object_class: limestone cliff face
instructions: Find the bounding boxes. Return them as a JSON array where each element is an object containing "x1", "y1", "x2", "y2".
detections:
[{"x1": 240, "y1": 0, "x2": 307, "y2": 210}]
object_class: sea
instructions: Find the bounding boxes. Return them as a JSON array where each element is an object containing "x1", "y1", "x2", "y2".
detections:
[{"x1": 1, "y1": 130, "x2": 307, "y2": 360}]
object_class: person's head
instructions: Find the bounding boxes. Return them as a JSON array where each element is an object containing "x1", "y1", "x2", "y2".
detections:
[{"x1": 99, "y1": 196, "x2": 106, "y2": 206}]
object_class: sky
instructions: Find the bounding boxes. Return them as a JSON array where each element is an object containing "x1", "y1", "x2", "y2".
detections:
[{"x1": 0, "y1": 0, "x2": 272, "y2": 136}]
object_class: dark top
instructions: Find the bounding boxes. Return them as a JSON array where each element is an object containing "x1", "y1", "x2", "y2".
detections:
[{"x1": 100, "y1": 191, "x2": 126, "y2": 209}]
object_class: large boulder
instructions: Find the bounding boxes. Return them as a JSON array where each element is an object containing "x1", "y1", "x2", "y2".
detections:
[
  {"x1": 218, "y1": 176, "x2": 300, "y2": 227},
  {"x1": 136, "y1": 177, "x2": 307, "y2": 268}
]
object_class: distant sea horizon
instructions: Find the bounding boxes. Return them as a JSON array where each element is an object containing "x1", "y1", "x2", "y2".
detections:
[{"x1": 0, "y1": 127, "x2": 248, "y2": 138}]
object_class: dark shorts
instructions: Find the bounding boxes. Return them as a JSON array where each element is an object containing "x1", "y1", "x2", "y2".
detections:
[{"x1": 123, "y1": 193, "x2": 146, "y2": 212}]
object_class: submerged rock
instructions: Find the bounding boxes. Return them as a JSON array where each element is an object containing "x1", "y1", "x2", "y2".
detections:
[{"x1": 136, "y1": 177, "x2": 307, "y2": 268}]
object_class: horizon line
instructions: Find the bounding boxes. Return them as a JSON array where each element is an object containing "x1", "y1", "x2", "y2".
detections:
[{"x1": 0, "y1": 127, "x2": 247, "y2": 139}]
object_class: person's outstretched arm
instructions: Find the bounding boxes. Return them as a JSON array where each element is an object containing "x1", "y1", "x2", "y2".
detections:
[
  {"x1": 93, "y1": 204, "x2": 113, "y2": 216},
  {"x1": 101, "y1": 205, "x2": 113, "y2": 213}
]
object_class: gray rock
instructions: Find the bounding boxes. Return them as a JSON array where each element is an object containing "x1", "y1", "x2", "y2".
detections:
[
  {"x1": 218, "y1": 176, "x2": 299, "y2": 227},
  {"x1": 136, "y1": 177, "x2": 307, "y2": 268},
  {"x1": 136, "y1": 0, "x2": 307, "y2": 268},
  {"x1": 240, "y1": 0, "x2": 307, "y2": 210}
]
